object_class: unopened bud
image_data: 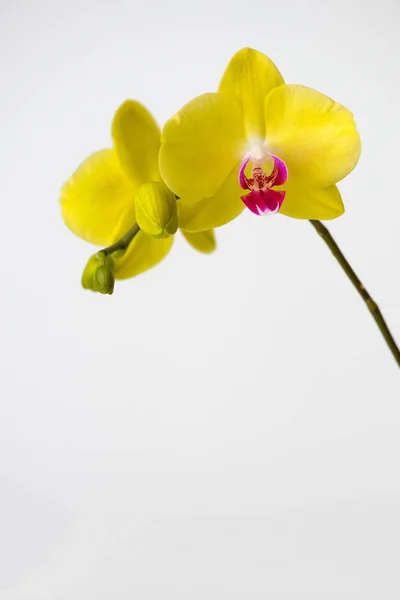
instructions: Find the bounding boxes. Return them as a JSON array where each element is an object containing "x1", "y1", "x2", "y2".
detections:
[
  {"x1": 82, "y1": 252, "x2": 115, "y2": 295},
  {"x1": 134, "y1": 181, "x2": 178, "y2": 239}
]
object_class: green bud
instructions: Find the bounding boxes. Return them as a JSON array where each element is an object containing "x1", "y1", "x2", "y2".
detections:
[
  {"x1": 82, "y1": 254, "x2": 101, "y2": 290},
  {"x1": 93, "y1": 264, "x2": 115, "y2": 294},
  {"x1": 134, "y1": 181, "x2": 178, "y2": 239},
  {"x1": 81, "y1": 252, "x2": 115, "y2": 295}
]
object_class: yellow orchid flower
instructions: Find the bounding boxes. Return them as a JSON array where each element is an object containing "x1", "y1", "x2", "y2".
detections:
[
  {"x1": 159, "y1": 47, "x2": 361, "y2": 232},
  {"x1": 60, "y1": 100, "x2": 216, "y2": 288}
]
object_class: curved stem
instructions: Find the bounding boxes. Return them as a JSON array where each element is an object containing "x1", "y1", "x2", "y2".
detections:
[
  {"x1": 101, "y1": 223, "x2": 140, "y2": 257},
  {"x1": 310, "y1": 219, "x2": 400, "y2": 368}
]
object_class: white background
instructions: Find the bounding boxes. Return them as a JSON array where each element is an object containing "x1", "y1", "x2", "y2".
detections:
[{"x1": 1, "y1": 0, "x2": 400, "y2": 598}]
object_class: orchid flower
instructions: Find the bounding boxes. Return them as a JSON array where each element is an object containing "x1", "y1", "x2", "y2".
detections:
[
  {"x1": 159, "y1": 47, "x2": 361, "y2": 232},
  {"x1": 60, "y1": 100, "x2": 216, "y2": 292},
  {"x1": 58, "y1": 50, "x2": 400, "y2": 367}
]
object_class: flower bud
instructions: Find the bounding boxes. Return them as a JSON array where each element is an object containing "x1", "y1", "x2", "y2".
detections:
[
  {"x1": 82, "y1": 252, "x2": 115, "y2": 295},
  {"x1": 134, "y1": 181, "x2": 178, "y2": 239}
]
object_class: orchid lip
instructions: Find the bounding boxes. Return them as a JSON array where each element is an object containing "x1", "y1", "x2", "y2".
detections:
[
  {"x1": 239, "y1": 156, "x2": 251, "y2": 190},
  {"x1": 239, "y1": 152, "x2": 288, "y2": 216},
  {"x1": 241, "y1": 188, "x2": 286, "y2": 216}
]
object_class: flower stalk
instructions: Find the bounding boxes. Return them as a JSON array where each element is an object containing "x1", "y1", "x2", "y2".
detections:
[
  {"x1": 310, "y1": 219, "x2": 400, "y2": 367},
  {"x1": 100, "y1": 223, "x2": 140, "y2": 258}
]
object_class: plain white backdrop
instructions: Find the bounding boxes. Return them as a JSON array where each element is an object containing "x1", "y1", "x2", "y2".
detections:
[{"x1": 1, "y1": 0, "x2": 400, "y2": 598}]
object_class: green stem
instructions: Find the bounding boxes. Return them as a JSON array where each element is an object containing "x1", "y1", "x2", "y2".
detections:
[
  {"x1": 310, "y1": 219, "x2": 400, "y2": 368},
  {"x1": 101, "y1": 223, "x2": 140, "y2": 257}
]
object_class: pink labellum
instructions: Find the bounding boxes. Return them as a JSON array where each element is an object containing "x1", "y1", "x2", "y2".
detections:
[
  {"x1": 238, "y1": 152, "x2": 288, "y2": 216},
  {"x1": 267, "y1": 154, "x2": 288, "y2": 187},
  {"x1": 239, "y1": 156, "x2": 251, "y2": 190},
  {"x1": 240, "y1": 188, "x2": 286, "y2": 216}
]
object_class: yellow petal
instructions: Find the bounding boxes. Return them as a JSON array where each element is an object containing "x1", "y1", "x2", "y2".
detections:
[
  {"x1": 177, "y1": 166, "x2": 245, "y2": 232},
  {"x1": 278, "y1": 177, "x2": 344, "y2": 220},
  {"x1": 265, "y1": 84, "x2": 361, "y2": 188},
  {"x1": 181, "y1": 229, "x2": 216, "y2": 254},
  {"x1": 218, "y1": 47, "x2": 284, "y2": 139},
  {"x1": 60, "y1": 149, "x2": 136, "y2": 246},
  {"x1": 135, "y1": 181, "x2": 178, "y2": 238},
  {"x1": 159, "y1": 93, "x2": 245, "y2": 202},
  {"x1": 113, "y1": 230, "x2": 174, "y2": 280},
  {"x1": 112, "y1": 100, "x2": 161, "y2": 188}
]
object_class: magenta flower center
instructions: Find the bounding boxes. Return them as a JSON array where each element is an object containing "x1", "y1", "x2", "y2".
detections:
[{"x1": 239, "y1": 154, "x2": 288, "y2": 216}]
